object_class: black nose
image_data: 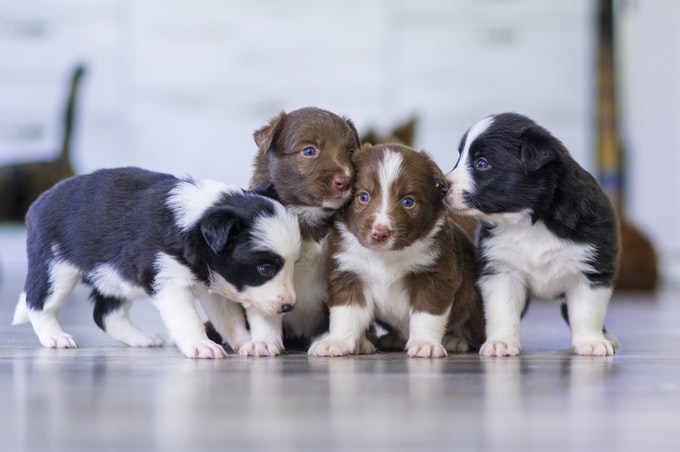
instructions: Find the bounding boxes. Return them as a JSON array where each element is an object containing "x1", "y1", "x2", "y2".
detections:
[{"x1": 280, "y1": 304, "x2": 294, "y2": 313}]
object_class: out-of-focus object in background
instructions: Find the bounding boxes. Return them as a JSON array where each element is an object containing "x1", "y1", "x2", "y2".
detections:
[
  {"x1": 0, "y1": 64, "x2": 85, "y2": 222},
  {"x1": 596, "y1": 0, "x2": 658, "y2": 291}
]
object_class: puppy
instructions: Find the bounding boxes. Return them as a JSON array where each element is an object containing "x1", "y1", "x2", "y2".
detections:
[
  {"x1": 0, "y1": 65, "x2": 84, "y2": 221},
  {"x1": 444, "y1": 112, "x2": 619, "y2": 356},
  {"x1": 11, "y1": 167, "x2": 301, "y2": 359},
  {"x1": 308, "y1": 143, "x2": 485, "y2": 358},
  {"x1": 249, "y1": 107, "x2": 360, "y2": 347}
]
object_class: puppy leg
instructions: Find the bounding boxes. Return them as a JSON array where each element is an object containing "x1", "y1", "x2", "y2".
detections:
[
  {"x1": 479, "y1": 273, "x2": 526, "y2": 357},
  {"x1": 197, "y1": 291, "x2": 251, "y2": 352},
  {"x1": 152, "y1": 288, "x2": 226, "y2": 359},
  {"x1": 566, "y1": 284, "x2": 615, "y2": 356},
  {"x1": 308, "y1": 305, "x2": 375, "y2": 357},
  {"x1": 238, "y1": 310, "x2": 284, "y2": 357},
  {"x1": 91, "y1": 291, "x2": 164, "y2": 347},
  {"x1": 24, "y1": 262, "x2": 81, "y2": 348},
  {"x1": 407, "y1": 311, "x2": 449, "y2": 358}
]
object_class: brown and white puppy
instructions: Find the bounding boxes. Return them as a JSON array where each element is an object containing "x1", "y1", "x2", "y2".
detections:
[
  {"x1": 222, "y1": 107, "x2": 359, "y2": 350},
  {"x1": 308, "y1": 143, "x2": 485, "y2": 358}
]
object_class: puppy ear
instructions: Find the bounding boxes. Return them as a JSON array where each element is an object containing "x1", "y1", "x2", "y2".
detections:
[
  {"x1": 200, "y1": 208, "x2": 241, "y2": 254},
  {"x1": 519, "y1": 125, "x2": 559, "y2": 173},
  {"x1": 344, "y1": 117, "x2": 361, "y2": 148},
  {"x1": 253, "y1": 111, "x2": 286, "y2": 153}
]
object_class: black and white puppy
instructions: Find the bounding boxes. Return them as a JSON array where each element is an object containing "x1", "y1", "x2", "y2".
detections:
[
  {"x1": 11, "y1": 167, "x2": 301, "y2": 359},
  {"x1": 444, "y1": 113, "x2": 619, "y2": 356}
]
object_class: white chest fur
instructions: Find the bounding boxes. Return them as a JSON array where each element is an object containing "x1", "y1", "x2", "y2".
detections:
[
  {"x1": 333, "y1": 224, "x2": 440, "y2": 334},
  {"x1": 482, "y1": 219, "x2": 595, "y2": 299}
]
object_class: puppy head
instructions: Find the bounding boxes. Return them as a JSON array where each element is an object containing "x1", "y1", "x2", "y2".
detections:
[
  {"x1": 252, "y1": 107, "x2": 359, "y2": 213},
  {"x1": 344, "y1": 143, "x2": 447, "y2": 251},
  {"x1": 444, "y1": 112, "x2": 560, "y2": 222},
  {"x1": 197, "y1": 193, "x2": 301, "y2": 316}
]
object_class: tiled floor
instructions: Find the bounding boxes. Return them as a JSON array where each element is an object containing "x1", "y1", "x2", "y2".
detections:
[{"x1": 1, "y1": 227, "x2": 679, "y2": 451}]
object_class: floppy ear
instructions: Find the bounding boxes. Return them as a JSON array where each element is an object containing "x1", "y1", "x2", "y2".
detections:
[
  {"x1": 519, "y1": 125, "x2": 559, "y2": 173},
  {"x1": 253, "y1": 111, "x2": 286, "y2": 153},
  {"x1": 344, "y1": 117, "x2": 361, "y2": 148},
  {"x1": 200, "y1": 208, "x2": 241, "y2": 254}
]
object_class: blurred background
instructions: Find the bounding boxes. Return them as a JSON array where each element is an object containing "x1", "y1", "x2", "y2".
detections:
[{"x1": 0, "y1": 0, "x2": 678, "y2": 286}]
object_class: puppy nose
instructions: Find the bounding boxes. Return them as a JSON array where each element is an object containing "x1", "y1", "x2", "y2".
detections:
[
  {"x1": 371, "y1": 225, "x2": 390, "y2": 242},
  {"x1": 333, "y1": 174, "x2": 351, "y2": 193},
  {"x1": 280, "y1": 303, "x2": 294, "y2": 313}
]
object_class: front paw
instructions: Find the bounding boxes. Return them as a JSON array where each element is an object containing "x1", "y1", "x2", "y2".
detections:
[
  {"x1": 573, "y1": 337, "x2": 614, "y2": 356},
  {"x1": 406, "y1": 340, "x2": 447, "y2": 358},
  {"x1": 308, "y1": 338, "x2": 355, "y2": 357},
  {"x1": 41, "y1": 332, "x2": 78, "y2": 349},
  {"x1": 442, "y1": 334, "x2": 470, "y2": 353},
  {"x1": 179, "y1": 339, "x2": 227, "y2": 359},
  {"x1": 480, "y1": 338, "x2": 521, "y2": 357},
  {"x1": 238, "y1": 340, "x2": 283, "y2": 357}
]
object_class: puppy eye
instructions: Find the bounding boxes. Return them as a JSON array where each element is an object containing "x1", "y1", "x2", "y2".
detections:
[
  {"x1": 347, "y1": 148, "x2": 355, "y2": 157},
  {"x1": 302, "y1": 147, "x2": 317, "y2": 157},
  {"x1": 358, "y1": 192, "x2": 370, "y2": 204},
  {"x1": 257, "y1": 264, "x2": 274, "y2": 277},
  {"x1": 474, "y1": 157, "x2": 490, "y2": 170},
  {"x1": 401, "y1": 197, "x2": 415, "y2": 209}
]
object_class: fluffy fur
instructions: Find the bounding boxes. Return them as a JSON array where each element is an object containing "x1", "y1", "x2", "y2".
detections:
[
  {"x1": 248, "y1": 107, "x2": 360, "y2": 347},
  {"x1": 11, "y1": 167, "x2": 301, "y2": 359},
  {"x1": 308, "y1": 144, "x2": 485, "y2": 358},
  {"x1": 444, "y1": 112, "x2": 620, "y2": 356}
]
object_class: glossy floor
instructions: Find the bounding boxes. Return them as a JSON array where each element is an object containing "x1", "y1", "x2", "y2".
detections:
[{"x1": 1, "y1": 274, "x2": 680, "y2": 451}]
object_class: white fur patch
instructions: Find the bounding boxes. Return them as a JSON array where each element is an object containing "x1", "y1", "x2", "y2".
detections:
[
  {"x1": 481, "y1": 219, "x2": 596, "y2": 300},
  {"x1": 87, "y1": 263, "x2": 147, "y2": 300},
  {"x1": 308, "y1": 304, "x2": 375, "y2": 356},
  {"x1": 445, "y1": 115, "x2": 494, "y2": 212},
  {"x1": 252, "y1": 204, "x2": 301, "y2": 260},
  {"x1": 167, "y1": 179, "x2": 241, "y2": 231},
  {"x1": 374, "y1": 149, "x2": 404, "y2": 230}
]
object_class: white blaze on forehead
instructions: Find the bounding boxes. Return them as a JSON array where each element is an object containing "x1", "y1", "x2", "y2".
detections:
[
  {"x1": 375, "y1": 149, "x2": 404, "y2": 228},
  {"x1": 167, "y1": 179, "x2": 241, "y2": 231},
  {"x1": 446, "y1": 115, "x2": 495, "y2": 195},
  {"x1": 252, "y1": 203, "x2": 301, "y2": 262}
]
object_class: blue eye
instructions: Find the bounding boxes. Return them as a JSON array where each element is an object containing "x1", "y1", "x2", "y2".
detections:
[
  {"x1": 401, "y1": 197, "x2": 415, "y2": 208},
  {"x1": 302, "y1": 147, "x2": 317, "y2": 157},
  {"x1": 358, "y1": 192, "x2": 370, "y2": 203},
  {"x1": 474, "y1": 157, "x2": 489, "y2": 170},
  {"x1": 257, "y1": 264, "x2": 274, "y2": 277}
]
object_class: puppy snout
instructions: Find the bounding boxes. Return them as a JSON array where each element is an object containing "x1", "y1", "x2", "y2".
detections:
[
  {"x1": 332, "y1": 173, "x2": 351, "y2": 194},
  {"x1": 280, "y1": 303, "x2": 294, "y2": 314},
  {"x1": 371, "y1": 225, "x2": 391, "y2": 243}
]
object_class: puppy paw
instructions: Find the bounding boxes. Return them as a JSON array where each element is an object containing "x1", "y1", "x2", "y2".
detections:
[
  {"x1": 480, "y1": 339, "x2": 520, "y2": 357},
  {"x1": 238, "y1": 340, "x2": 283, "y2": 357},
  {"x1": 377, "y1": 332, "x2": 405, "y2": 351},
  {"x1": 442, "y1": 334, "x2": 470, "y2": 353},
  {"x1": 406, "y1": 340, "x2": 447, "y2": 358},
  {"x1": 573, "y1": 337, "x2": 614, "y2": 356},
  {"x1": 180, "y1": 340, "x2": 227, "y2": 359},
  {"x1": 129, "y1": 333, "x2": 165, "y2": 348},
  {"x1": 41, "y1": 332, "x2": 78, "y2": 349},
  {"x1": 308, "y1": 338, "x2": 355, "y2": 357}
]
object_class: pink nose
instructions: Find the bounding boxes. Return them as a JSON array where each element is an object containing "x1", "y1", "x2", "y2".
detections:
[
  {"x1": 333, "y1": 174, "x2": 350, "y2": 193},
  {"x1": 371, "y1": 225, "x2": 390, "y2": 243}
]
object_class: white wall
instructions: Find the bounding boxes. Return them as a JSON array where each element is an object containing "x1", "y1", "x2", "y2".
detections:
[
  {"x1": 618, "y1": 0, "x2": 680, "y2": 261},
  {"x1": 0, "y1": 0, "x2": 596, "y2": 189}
]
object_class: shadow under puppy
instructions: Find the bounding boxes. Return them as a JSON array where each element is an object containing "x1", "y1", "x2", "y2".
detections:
[
  {"x1": 308, "y1": 143, "x2": 485, "y2": 358},
  {"x1": 207, "y1": 107, "x2": 359, "y2": 352},
  {"x1": 12, "y1": 167, "x2": 301, "y2": 359},
  {"x1": 444, "y1": 112, "x2": 619, "y2": 356}
]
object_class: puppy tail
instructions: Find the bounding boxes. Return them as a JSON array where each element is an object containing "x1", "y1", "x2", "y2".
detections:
[{"x1": 11, "y1": 292, "x2": 30, "y2": 325}]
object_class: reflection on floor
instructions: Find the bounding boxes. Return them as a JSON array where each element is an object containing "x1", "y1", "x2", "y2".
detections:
[{"x1": 1, "y1": 229, "x2": 679, "y2": 450}]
